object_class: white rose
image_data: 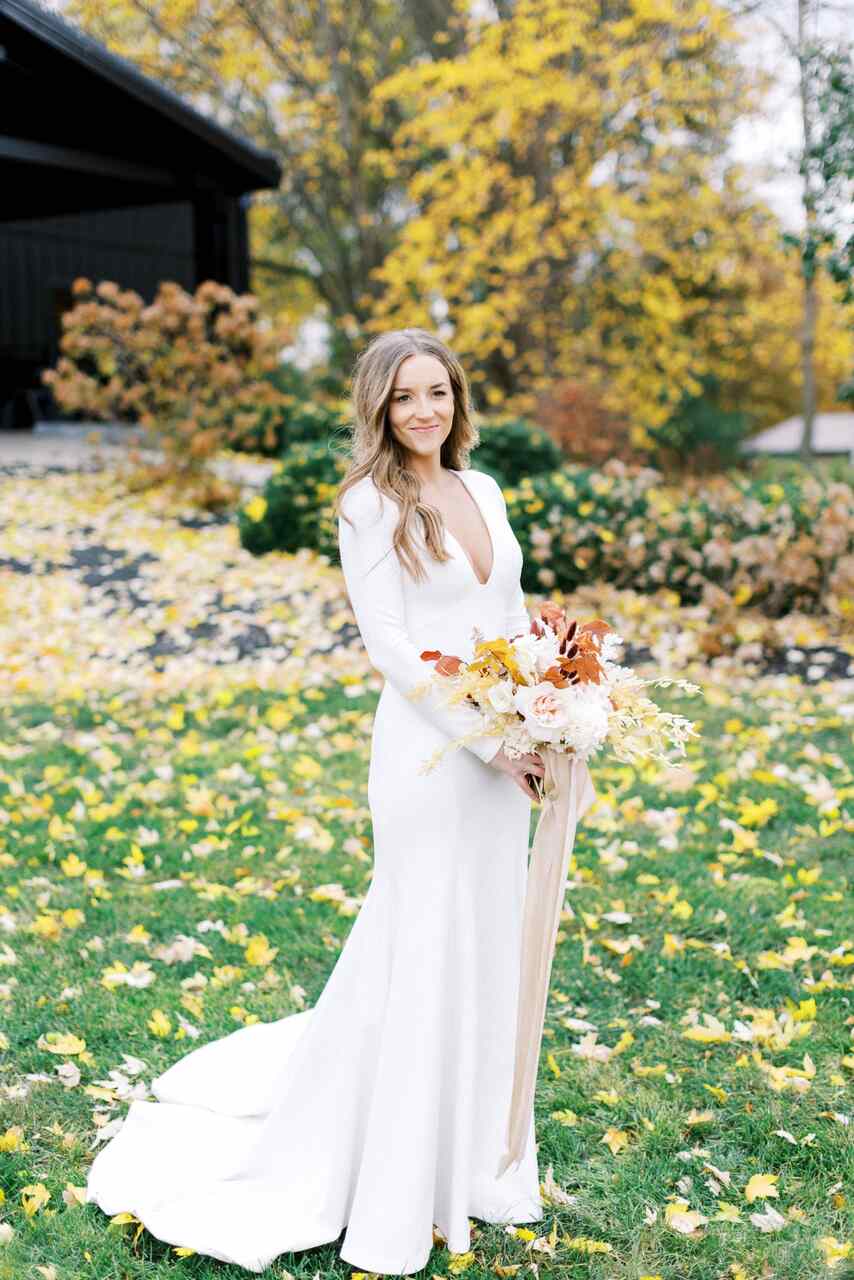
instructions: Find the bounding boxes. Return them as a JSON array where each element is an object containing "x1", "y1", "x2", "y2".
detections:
[
  {"x1": 512, "y1": 629, "x2": 561, "y2": 683},
  {"x1": 512, "y1": 681, "x2": 578, "y2": 744},
  {"x1": 513, "y1": 681, "x2": 611, "y2": 754},
  {"x1": 486, "y1": 680, "x2": 517, "y2": 714}
]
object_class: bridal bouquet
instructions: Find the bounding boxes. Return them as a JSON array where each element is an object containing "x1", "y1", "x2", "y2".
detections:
[
  {"x1": 410, "y1": 600, "x2": 701, "y2": 791},
  {"x1": 408, "y1": 601, "x2": 701, "y2": 1178}
]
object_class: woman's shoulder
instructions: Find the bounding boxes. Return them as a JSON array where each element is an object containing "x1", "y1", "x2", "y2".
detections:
[
  {"x1": 338, "y1": 474, "x2": 396, "y2": 527},
  {"x1": 456, "y1": 467, "x2": 503, "y2": 499},
  {"x1": 457, "y1": 465, "x2": 498, "y2": 483}
]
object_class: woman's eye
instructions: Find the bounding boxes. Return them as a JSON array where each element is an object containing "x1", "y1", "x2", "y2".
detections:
[{"x1": 394, "y1": 390, "x2": 447, "y2": 402}]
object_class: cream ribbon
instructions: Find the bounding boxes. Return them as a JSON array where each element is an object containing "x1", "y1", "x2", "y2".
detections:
[{"x1": 497, "y1": 749, "x2": 597, "y2": 1177}]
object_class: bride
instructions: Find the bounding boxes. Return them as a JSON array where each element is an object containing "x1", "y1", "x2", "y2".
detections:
[{"x1": 85, "y1": 327, "x2": 547, "y2": 1275}]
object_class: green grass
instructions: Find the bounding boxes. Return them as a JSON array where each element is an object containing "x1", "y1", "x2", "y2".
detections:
[{"x1": 0, "y1": 676, "x2": 852, "y2": 1280}]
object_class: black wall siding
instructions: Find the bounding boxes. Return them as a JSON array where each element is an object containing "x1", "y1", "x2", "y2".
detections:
[
  {"x1": 0, "y1": 203, "x2": 195, "y2": 364},
  {"x1": 0, "y1": 203, "x2": 198, "y2": 423}
]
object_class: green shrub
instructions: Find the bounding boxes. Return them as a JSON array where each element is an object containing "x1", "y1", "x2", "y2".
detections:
[
  {"x1": 470, "y1": 415, "x2": 565, "y2": 485},
  {"x1": 230, "y1": 365, "x2": 351, "y2": 457},
  {"x1": 238, "y1": 441, "x2": 348, "y2": 557},
  {"x1": 239, "y1": 414, "x2": 565, "y2": 558},
  {"x1": 647, "y1": 373, "x2": 753, "y2": 472}
]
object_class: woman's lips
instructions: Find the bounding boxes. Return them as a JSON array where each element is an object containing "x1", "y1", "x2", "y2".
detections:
[{"x1": 411, "y1": 424, "x2": 439, "y2": 432}]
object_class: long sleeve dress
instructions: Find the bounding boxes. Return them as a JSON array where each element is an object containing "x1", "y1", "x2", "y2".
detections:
[{"x1": 84, "y1": 467, "x2": 543, "y2": 1276}]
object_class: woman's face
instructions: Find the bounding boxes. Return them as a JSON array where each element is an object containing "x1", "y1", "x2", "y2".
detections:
[{"x1": 386, "y1": 353, "x2": 454, "y2": 461}]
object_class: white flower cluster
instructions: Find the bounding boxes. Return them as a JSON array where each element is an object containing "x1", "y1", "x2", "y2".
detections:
[{"x1": 499, "y1": 622, "x2": 620, "y2": 758}]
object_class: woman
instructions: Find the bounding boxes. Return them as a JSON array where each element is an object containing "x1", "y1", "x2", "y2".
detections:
[{"x1": 85, "y1": 328, "x2": 546, "y2": 1275}]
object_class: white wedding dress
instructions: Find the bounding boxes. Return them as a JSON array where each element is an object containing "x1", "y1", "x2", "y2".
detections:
[{"x1": 85, "y1": 468, "x2": 542, "y2": 1274}]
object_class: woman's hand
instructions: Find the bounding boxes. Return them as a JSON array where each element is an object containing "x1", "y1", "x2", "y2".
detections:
[{"x1": 487, "y1": 745, "x2": 545, "y2": 801}]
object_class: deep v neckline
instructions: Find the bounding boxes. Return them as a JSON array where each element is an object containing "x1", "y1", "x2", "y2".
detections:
[{"x1": 444, "y1": 469, "x2": 496, "y2": 588}]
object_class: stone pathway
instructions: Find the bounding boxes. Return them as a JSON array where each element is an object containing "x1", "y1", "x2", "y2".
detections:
[
  {"x1": 0, "y1": 427, "x2": 277, "y2": 490},
  {"x1": 0, "y1": 427, "x2": 120, "y2": 469}
]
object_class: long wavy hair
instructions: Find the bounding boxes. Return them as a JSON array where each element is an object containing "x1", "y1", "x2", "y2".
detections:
[{"x1": 334, "y1": 328, "x2": 481, "y2": 583}]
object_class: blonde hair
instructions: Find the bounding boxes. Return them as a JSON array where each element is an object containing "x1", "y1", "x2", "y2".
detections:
[{"x1": 334, "y1": 327, "x2": 481, "y2": 583}]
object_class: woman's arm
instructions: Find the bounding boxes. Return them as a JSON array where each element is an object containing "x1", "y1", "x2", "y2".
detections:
[{"x1": 338, "y1": 482, "x2": 500, "y2": 763}]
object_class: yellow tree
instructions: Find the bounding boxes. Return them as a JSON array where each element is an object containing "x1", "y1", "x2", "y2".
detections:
[{"x1": 366, "y1": 0, "x2": 831, "y2": 432}]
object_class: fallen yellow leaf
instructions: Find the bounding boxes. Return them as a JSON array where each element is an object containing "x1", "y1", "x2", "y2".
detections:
[
  {"x1": 147, "y1": 1008, "x2": 172, "y2": 1037},
  {"x1": 21, "y1": 1184, "x2": 50, "y2": 1217},
  {"x1": 37, "y1": 1032, "x2": 86, "y2": 1055},
  {"x1": 601, "y1": 1127, "x2": 629, "y2": 1155},
  {"x1": 744, "y1": 1173, "x2": 779, "y2": 1203},
  {"x1": 448, "y1": 1251, "x2": 475, "y2": 1273},
  {"x1": 818, "y1": 1237, "x2": 853, "y2": 1269}
]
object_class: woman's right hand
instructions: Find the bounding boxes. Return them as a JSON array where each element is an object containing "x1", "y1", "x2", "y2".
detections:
[{"x1": 487, "y1": 745, "x2": 545, "y2": 801}]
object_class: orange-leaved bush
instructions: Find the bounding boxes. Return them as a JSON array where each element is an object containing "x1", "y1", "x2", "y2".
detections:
[{"x1": 42, "y1": 277, "x2": 290, "y2": 498}]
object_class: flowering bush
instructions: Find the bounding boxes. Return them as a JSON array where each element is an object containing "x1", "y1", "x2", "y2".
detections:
[
  {"x1": 240, "y1": 447, "x2": 852, "y2": 619},
  {"x1": 42, "y1": 277, "x2": 290, "y2": 501},
  {"x1": 506, "y1": 461, "x2": 853, "y2": 619}
]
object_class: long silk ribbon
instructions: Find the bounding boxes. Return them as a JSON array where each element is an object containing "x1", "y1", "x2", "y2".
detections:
[{"x1": 497, "y1": 749, "x2": 597, "y2": 1177}]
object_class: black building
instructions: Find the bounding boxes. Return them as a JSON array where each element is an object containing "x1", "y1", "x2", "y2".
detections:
[{"x1": 0, "y1": 0, "x2": 282, "y2": 428}]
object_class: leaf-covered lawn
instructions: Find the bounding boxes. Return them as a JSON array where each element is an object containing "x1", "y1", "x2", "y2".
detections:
[{"x1": 0, "y1": 467, "x2": 852, "y2": 1279}]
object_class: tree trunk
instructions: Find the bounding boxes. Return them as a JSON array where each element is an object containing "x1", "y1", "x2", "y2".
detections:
[
  {"x1": 798, "y1": 0, "x2": 819, "y2": 462},
  {"x1": 801, "y1": 265, "x2": 818, "y2": 460}
]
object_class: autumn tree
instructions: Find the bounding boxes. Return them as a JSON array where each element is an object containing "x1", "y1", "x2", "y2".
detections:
[
  {"x1": 63, "y1": 0, "x2": 853, "y2": 428},
  {"x1": 61, "y1": 0, "x2": 470, "y2": 367},
  {"x1": 363, "y1": 0, "x2": 828, "y2": 433}
]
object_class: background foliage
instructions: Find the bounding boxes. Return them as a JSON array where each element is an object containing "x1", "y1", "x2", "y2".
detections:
[{"x1": 63, "y1": 0, "x2": 854, "y2": 430}]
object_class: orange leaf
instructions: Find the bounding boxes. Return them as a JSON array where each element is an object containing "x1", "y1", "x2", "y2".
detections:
[{"x1": 579, "y1": 618, "x2": 612, "y2": 640}]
